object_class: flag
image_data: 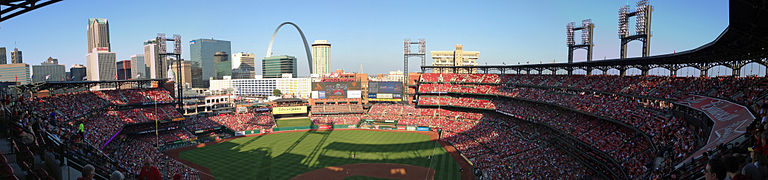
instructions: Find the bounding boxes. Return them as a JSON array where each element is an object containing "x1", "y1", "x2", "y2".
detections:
[
  {"x1": 45, "y1": 75, "x2": 50, "y2": 80},
  {"x1": 15, "y1": 75, "x2": 17, "y2": 82}
]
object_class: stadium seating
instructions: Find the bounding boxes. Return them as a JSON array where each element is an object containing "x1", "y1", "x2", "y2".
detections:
[
  {"x1": 310, "y1": 104, "x2": 364, "y2": 115},
  {"x1": 205, "y1": 112, "x2": 275, "y2": 132},
  {"x1": 418, "y1": 96, "x2": 496, "y2": 110},
  {"x1": 310, "y1": 115, "x2": 361, "y2": 125}
]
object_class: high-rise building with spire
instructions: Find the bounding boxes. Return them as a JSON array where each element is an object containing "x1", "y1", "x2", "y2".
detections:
[{"x1": 87, "y1": 18, "x2": 111, "y2": 53}]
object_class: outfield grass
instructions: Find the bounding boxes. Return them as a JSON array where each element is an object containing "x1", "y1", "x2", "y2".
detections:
[
  {"x1": 276, "y1": 118, "x2": 312, "y2": 128},
  {"x1": 179, "y1": 130, "x2": 461, "y2": 180}
]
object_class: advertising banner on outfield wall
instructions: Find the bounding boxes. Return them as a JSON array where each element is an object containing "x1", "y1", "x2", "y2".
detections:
[
  {"x1": 397, "y1": 126, "x2": 406, "y2": 130},
  {"x1": 417, "y1": 126, "x2": 430, "y2": 131},
  {"x1": 318, "y1": 125, "x2": 332, "y2": 130},
  {"x1": 273, "y1": 106, "x2": 308, "y2": 115},
  {"x1": 407, "y1": 126, "x2": 416, "y2": 131}
]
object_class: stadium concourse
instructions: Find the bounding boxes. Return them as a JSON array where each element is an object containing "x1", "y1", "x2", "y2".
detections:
[{"x1": 0, "y1": 70, "x2": 766, "y2": 179}]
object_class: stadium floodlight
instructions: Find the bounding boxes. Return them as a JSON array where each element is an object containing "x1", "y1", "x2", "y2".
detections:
[
  {"x1": 157, "y1": 33, "x2": 167, "y2": 55},
  {"x1": 173, "y1": 34, "x2": 182, "y2": 55},
  {"x1": 566, "y1": 22, "x2": 575, "y2": 46},
  {"x1": 618, "y1": 5, "x2": 629, "y2": 37},
  {"x1": 581, "y1": 19, "x2": 592, "y2": 44}
]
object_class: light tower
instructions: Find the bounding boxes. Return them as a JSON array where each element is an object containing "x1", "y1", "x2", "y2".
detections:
[
  {"x1": 619, "y1": 0, "x2": 652, "y2": 59},
  {"x1": 403, "y1": 39, "x2": 425, "y2": 102},
  {"x1": 566, "y1": 19, "x2": 595, "y2": 64}
]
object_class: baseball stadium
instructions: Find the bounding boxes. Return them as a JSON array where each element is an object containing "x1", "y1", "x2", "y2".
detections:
[{"x1": 1, "y1": 0, "x2": 768, "y2": 179}]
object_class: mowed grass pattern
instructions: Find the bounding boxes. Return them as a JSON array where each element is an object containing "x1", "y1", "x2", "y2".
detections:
[
  {"x1": 179, "y1": 130, "x2": 461, "y2": 180},
  {"x1": 276, "y1": 118, "x2": 312, "y2": 128}
]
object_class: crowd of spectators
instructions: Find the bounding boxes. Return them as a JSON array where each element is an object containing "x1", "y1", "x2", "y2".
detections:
[
  {"x1": 310, "y1": 115, "x2": 361, "y2": 125},
  {"x1": 2, "y1": 88, "x2": 201, "y2": 180},
  {"x1": 110, "y1": 105, "x2": 182, "y2": 124},
  {"x1": 419, "y1": 83, "x2": 510, "y2": 96},
  {"x1": 136, "y1": 129, "x2": 196, "y2": 145},
  {"x1": 420, "y1": 73, "x2": 500, "y2": 84},
  {"x1": 204, "y1": 112, "x2": 275, "y2": 132},
  {"x1": 418, "y1": 96, "x2": 496, "y2": 110},
  {"x1": 184, "y1": 116, "x2": 224, "y2": 132},
  {"x1": 499, "y1": 86, "x2": 700, "y2": 170},
  {"x1": 440, "y1": 112, "x2": 595, "y2": 178},
  {"x1": 310, "y1": 104, "x2": 364, "y2": 115},
  {"x1": 103, "y1": 137, "x2": 198, "y2": 179},
  {"x1": 495, "y1": 98, "x2": 652, "y2": 178},
  {"x1": 94, "y1": 88, "x2": 174, "y2": 105},
  {"x1": 500, "y1": 75, "x2": 767, "y2": 112}
]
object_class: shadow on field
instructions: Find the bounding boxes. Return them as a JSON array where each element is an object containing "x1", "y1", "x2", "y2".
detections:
[
  {"x1": 302, "y1": 129, "x2": 333, "y2": 166},
  {"x1": 284, "y1": 131, "x2": 311, "y2": 153},
  {"x1": 323, "y1": 141, "x2": 437, "y2": 153},
  {"x1": 182, "y1": 141, "x2": 274, "y2": 180}
]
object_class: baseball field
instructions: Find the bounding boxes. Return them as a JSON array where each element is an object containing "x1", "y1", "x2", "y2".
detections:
[{"x1": 175, "y1": 130, "x2": 463, "y2": 180}]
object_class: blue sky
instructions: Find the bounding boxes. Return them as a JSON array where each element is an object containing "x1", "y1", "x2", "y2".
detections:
[{"x1": 0, "y1": 0, "x2": 730, "y2": 76}]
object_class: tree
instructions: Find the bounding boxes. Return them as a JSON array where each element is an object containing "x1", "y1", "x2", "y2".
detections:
[{"x1": 273, "y1": 89, "x2": 282, "y2": 96}]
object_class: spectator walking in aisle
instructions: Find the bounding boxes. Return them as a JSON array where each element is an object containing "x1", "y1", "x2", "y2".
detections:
[
  {"x1": 110, "y1": 170, "x2": 124, "y2": 180},
  {"x1": 139, "y1": 159, "x2": 162, "y2": 180},
  {"x1": 77, "y1": 164, "x2": 95, "y2": 180}
]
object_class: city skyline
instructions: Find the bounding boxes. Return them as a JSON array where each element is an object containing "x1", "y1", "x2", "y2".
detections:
[{"x1": 0, "y1": 0, "x2": 730, "y2": 76}]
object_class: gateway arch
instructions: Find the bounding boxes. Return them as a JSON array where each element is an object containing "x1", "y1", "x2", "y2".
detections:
[{"x1": 265, "y1": 22, "x2": 314, "y2": 74}]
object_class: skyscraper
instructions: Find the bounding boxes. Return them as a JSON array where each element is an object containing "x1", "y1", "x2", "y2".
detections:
[
  {"x1": 144, "y1": 39, "x2": 166, "y2": 79},
  {"x1": 86, "y1": 47, "x2": 117, "y2": 82},
  {"x1": 214, "y1": 52, "x2": 232, "y2": 80},
  {"x1": 189, "y1": 38, "x2": 231, "y2": 88},
  {"x1": 116, "y1": 60, "x2": 131, "y2": 80},
  {"x1": 32, "y1": 57, "x2": 65, "y2": 82},
  {"x1": 311, "y1": 40, "x2": 331, "y2": 75},
  {"x1": 0, "y1": 47, "x2": 6, "y2": 64},
  {"x1": 263, "y1": 55, "x2": 297, "y2": 78},
  {"x1": 130, "y1": 55, "x2": 147, "y2": 79},
  {"x1": 0, "y1": 63, "x2": 30, "y2": 85},
  {"x1": 70, "y1": 64, "x2": 86, "y2": 81},
  {"x1": 10, "y1": 48, "x2": 22, "y2": 64},
  {"x1": 87, "y1": 18, "x2": 111, "y2": 53},
  {"x1": 232, "y1": 52, "x2": 255, "y2": 79}
]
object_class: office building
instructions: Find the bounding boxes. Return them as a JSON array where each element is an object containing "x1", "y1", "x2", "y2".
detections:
[
  {"x1": 170, "y1": 60, "x2": 192, "y2": 86},
  {"x1": 275, "y1": 77, "x2": 311, "y2": 98},
  {"x1": 214, "y1": 52, "x2": 231, "y2": 80},
  {"x1": 431, "y1": 44, "x2": 479, "y2": 73},
  {"x1": 32, "y1": 57, "x2": 65, "y2": 82},
  {"x1": 70, "y1": 64, "x2": 86, "y2": 81},
  {"x1": 144, "y1": 39, "x2": 167, "y2": 79},
  {"x1": 189, "y1": 38, "x2": 231, "y2": 88},
  {"x1": 0, "y1": 47, "x2": 6, "y2": 64},
  {"x1": 87, "y1": 18, "x2": 111, "y2": 53},
  {"x1": 116, "y1": 60, "x2": 131, "y2": 80},
  {"x1": 0, "y1": 63, "x2": 30, "y2": 85},
  {"x1": 10, "y1": 48, "x2": 22, "y2": 64},
  {"x1": 130, "y1": 55, "x2": 147, "y2": 79},
  {"x1": 210, "y1": 76, "x2": 310, "y2": 98},
  {"x1": 232, "y1": 52, "x2": 255, "y2": 79},
  {"x1": 86, "y1": 47, "x2": 117, "y2": 82},
  {"x1": 311, "y1": 40, "x2": 331, "y2": 75},
  {"x1": 263, "y1": 55, "x2": 297, "y2": 78}
]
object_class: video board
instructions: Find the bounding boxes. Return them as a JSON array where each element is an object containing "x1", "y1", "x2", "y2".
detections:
[
  {"x1": 368, "y1": 81, "x2": 403, "y2": 101},
  {"x1": 311, "y1": 82, "x2": 362, "y2": 99}
]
